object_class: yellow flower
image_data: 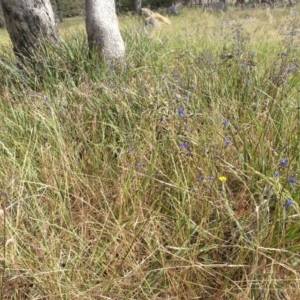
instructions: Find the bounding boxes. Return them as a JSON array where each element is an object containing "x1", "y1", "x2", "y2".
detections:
[{"x1": 219, "y1": 176, "x2": 227, "y2": 183}]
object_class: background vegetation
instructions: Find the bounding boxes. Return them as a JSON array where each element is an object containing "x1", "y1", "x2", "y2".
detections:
[
  {"x1": 0, "y1": 0, "x2": 176, "y2": 27},
  {"x1": 49, "y1": 0, "x2": 175, "y2": 18},
  {"x1": 50, "y1": 0, "x2": 85, "y2": 17},
  {"x1": 1, "y1": 4, "x2": 300, "y2": 299}
]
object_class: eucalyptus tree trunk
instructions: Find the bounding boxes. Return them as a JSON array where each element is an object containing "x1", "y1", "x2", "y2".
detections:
[
  {"x1": 85, "y1": 0, "x2": 125, "y2": 63},
  {"x1": 132, "y1": 0, "x2": 142, "y2": 14},
  {"x1": 0, "y1": 5, "x2": 5, "y2": 28},
  {"x1": 0, "y1": 0, "x2": 59, "y2": 59},
  {"x1": 55, "y1": 0, "x2": 63, "y2": 22}
]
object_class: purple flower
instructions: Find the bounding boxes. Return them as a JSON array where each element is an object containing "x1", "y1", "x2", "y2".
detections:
[
  {"x1": 198, "y1": 176, "x2": 204, "y2": 182},
  {"x1": 208, "y1": 177, "x2": 214, "y2": 181},
  {"x1": 178, "y1": 107, "x2": 186, "y2": 117},
  {"x1": 274, "y1": 171, "x2": 281, "y2": 178},
  {"x1": 222, "y1": 119, "x2": 230, "y2": 126},
  {"x1": 279, "y1": 158, "x2": 289, "y2": 168},
  {"x1": 137, "y1": 163, "x2": 144, "y2": 169},
  {"x1": 289, "y1": 177, "x2": 298, "y2": 185},
  {"x1": 225, "y1": 138, "x2": 231, "y2": 146},
  {"x1": 284, "y1": 199, "x2": 293, "y2": 208},
  {"x1": 179, "y1": 142, "x2": 188, "y2": 150}
]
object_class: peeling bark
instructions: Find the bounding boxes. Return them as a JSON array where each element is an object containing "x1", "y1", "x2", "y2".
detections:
[
  {"x1": 85, "y1": 0, "x2": 125, "y2": 63},
  {"x1": 0, "y1": 0, "x2": 59, "y2": 59}
]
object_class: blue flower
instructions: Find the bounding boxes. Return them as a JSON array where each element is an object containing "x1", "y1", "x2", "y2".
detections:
[
  {"x1": 284, "y1": 199, "x2": 293, "y2": 208},
  {"x1": 178, "y1": 107, "x2": 186, "y2": 117},
  {"x1": 198, "y1": 176, "x2": 204, "y2": 182},
  {"x1": 225, "y1": 138, "x2": 231, "y2": 146},
  {"x1": 222, "y1": 119, "x2": 230, "y2": 126},
  {"x1": 289, "y1": 177, "x2": 298, "y2": 185},
  {"x1": 279, "y1": 158, "x2": 289, "y2": 168},
  {"x1": 274, "y1": 171, "x2": 281, "y2": 178},
  {"x1": 179, "y1": 142, "x2": 188, "y2": 150},
  {"x1": 137, "y1": 163, "x2": 144, "y2": 169}
]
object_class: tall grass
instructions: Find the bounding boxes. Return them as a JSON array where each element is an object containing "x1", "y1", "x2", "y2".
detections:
[{"x1": 1, "y1": 6, "x2": 300, "y2": 299}]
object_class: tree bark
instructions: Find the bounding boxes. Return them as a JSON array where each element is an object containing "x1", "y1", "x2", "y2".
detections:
[
  {"x1": 0, "y1": 0, "x2": 59, "y2": 59},
  {"x1": 132, "y1": 0, "x2": 142, "y2": 14},
  {"x1": 0, "y1": 5, "x2": 5, "y2": 28},
  {"x1": 55, "y1": 0, "x2": 63, "y2": 22},
  {"x1": 85, "y1": 0, "x2": 125, "y2": 63}
]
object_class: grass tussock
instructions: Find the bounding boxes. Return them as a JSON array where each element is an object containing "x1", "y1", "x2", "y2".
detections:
[{"x1": 1, "y1": 6, "x2": 300, "y2": 299}]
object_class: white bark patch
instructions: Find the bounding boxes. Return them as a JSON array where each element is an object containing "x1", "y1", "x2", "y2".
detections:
[
  {"x1": 85, "y1": 0, "x2": 125, "y2": 62},
  {"x1": 0, "y1": 0, "x2": 59, "y2": 58}
]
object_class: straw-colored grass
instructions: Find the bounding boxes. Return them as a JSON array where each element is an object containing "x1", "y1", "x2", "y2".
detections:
[{"x1": 1, "y1": 5, "x2": 300, "y2": 299}]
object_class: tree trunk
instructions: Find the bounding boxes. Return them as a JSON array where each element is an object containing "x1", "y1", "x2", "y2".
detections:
[
  {"x1": 55, "y1": 0, "x2": 63, "y2": 22},
  {"x1": 132, "y1": 0, "x2": 142, "y2": 14},
  {"x1": 0, "y1": 5, "x2": 5, "y2": 28},
  {"x1": 0, "y1": 0, "x2": 59, "y2": 59},
  {"x1": 85, "y1": 0, "x2": 125, "y2": 63}
]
